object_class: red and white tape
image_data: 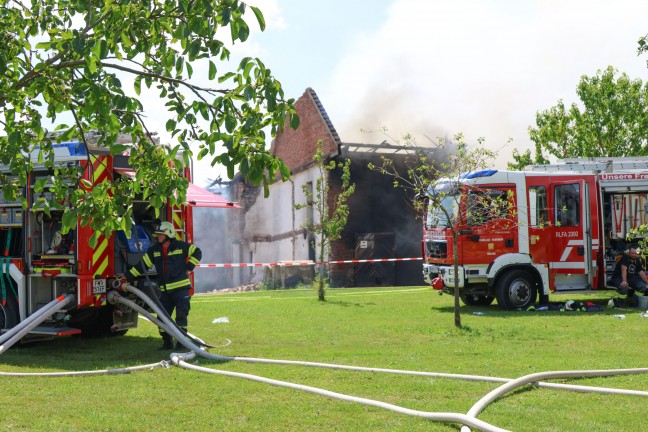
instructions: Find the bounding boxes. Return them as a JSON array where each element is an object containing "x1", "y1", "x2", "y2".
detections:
[{"x1": 195, "y1": 257, "x2": 422, "y2": 268}]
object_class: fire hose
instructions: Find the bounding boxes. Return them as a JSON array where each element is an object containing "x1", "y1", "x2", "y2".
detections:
[
  {"x1": 108, "y1": 284, "x2": 648, "y2": 432},
  {"x1": 0, "y1": 294, "x2": 75, "y2": 355},
  {"x1": 0, "y1": 292, "x2": 168, "y2": 376},
  {"x1": 1, "y1": 285, "x2": 648, "y2": 431}
]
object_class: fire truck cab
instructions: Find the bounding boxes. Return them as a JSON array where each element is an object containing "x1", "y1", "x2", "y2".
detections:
[
  {"x1": 422, "y1": 158, "x2": 648, "y2": 310},
  {"x1": 0, "y1": 135, "x2": 217, "y2": 339}
]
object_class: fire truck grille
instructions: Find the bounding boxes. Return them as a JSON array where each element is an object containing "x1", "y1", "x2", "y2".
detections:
[{"x1": 426, "y1": 240, "x2": 447, "y2": 258}]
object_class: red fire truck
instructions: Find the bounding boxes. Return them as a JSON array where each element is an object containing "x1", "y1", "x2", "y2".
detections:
[
  {"x1": 0, "y1": 134, "x2": 231, "y2": 339},
  {"x1": 422, "y1": 158, "x2": 648, "y2": 310}
]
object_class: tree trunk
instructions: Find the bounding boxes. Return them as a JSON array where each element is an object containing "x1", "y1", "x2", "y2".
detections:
[
  {"x1": 318, "y1": 239, "x2": 326, "y2": 301},
  {"x1": 453, "y1": 236, "x2": 461, "y2": 327}
]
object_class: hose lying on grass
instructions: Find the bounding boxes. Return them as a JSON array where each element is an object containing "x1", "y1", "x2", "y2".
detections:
[
  {"x1": 117, "y1": 285, "x2": 648, "y2": 432},
  {"x1": 2, "y1": 286, "x2": 647, "y2": 431}
]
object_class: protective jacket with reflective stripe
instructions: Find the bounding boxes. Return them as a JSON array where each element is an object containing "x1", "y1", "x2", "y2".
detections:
[{"x1": 128, "y1": 238, "x2": 202, "y2": 291}]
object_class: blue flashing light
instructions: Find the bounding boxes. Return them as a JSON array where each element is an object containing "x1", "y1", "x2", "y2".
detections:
[
  {"x1": 55, "y1": 141, "x2": 87, "y2": 157},
  {"x1": 462, "y1": 169, "x2": 498, "y2": 179}
]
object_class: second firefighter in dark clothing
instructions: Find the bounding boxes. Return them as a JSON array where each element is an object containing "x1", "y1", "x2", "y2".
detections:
[{"x1": 128, "y1": 221, "x2": 202, "y2": 350}]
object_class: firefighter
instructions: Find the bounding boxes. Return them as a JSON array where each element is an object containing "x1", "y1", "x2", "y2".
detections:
[
  {"x1": 611, "y1": 246, "x2": 648, "y2": 307},
  {"x1": 127, "y1": 221, "x2": 202, "y2": 350}
]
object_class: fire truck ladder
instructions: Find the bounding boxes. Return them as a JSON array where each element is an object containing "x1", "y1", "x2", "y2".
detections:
[{"x1": 527, "y1": 157, "x2": 648, "y2": 173}]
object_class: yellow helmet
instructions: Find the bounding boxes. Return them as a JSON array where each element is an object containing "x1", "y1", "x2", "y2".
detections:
[{"x1": 154, "y1": 221, "x2": 176, "y2": 238}]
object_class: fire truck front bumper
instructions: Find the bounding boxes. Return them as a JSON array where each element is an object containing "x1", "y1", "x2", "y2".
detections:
[
  {"x1": 423, "y1": 264, "x2": 465, "y2": 290},
  {"x1": 422, "y1": 263, "x2": 438, "y2": 284}
]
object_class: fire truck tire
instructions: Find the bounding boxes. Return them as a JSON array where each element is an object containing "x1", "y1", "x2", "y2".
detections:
[
  {"x1": 495, "y1": 270, "x2": 537, "y2": 310},
  {"x1": 0, "y1": 302, "x2": 18, "y2": 329},
  {"x1": 460, "y1": 294, "x2": 495, "y2": 306},
  {"x1": 69, "y1": 307, "x2": 127, "y2": 337}
]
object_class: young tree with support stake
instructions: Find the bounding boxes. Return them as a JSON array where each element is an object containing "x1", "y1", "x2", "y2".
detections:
[
  {"x1": 0, "y1": 0, "x2": 298, "y2": 245},
  {"x1": 296, "y1": 141, "x2": 355, "y2": 302},
  {"x1": 370, "y1": 134, "x2": 507, "y2": 328}
]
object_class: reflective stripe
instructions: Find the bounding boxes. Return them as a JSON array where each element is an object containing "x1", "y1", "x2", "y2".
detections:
[
  {"x1": 188, "y1": 245, "x2": 199, "y2": 265},
  {"x1": 143, "y1": 254, "x2": 153, "y2": 268},
  {"x1": 162, "y1": 278, "x2": 191, "y2": 290},
  {"x1": 168, "y1": 249, "x2": 183, "y2": 256},
  {"x1": 130, "y1": 267, "x2": 141, "y2": 277}
]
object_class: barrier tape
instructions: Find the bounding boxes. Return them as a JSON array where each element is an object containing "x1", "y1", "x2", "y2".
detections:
[{"x1": 195, "y1": 257, "x2": 422, "y2": 268}]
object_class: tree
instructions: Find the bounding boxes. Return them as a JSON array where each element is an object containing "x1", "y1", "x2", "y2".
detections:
[
  {"x1": 510, "y1": 66, "x2": 648, "y2": 169},
  {"x1": 0, "y1": 0, "x2": 298, "y2": 244},
  {"x1": 370, "y1": 134, "x2": 506, "y2": 327},
  {"x1": 639, "y1": 34, "x2": 648, "y2": 63},
  {"x1": 507, "y1": 147, "x2": 548, "y2": 170},
  {"x1": 296, "y1": 141, "x2": 355, "y2": 302}
]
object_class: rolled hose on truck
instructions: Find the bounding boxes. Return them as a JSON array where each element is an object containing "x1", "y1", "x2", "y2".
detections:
[{"x1": 3, "y1": 285, "x2": 648, "y2": 431}]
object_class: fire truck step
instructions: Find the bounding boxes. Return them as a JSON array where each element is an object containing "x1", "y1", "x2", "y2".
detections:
[
  {"x1": 0, "y1": 326, "x2": 82, "y2": 337},
  {"x1": 552, "y1": 289, "x2": 612, "y2": 295}
]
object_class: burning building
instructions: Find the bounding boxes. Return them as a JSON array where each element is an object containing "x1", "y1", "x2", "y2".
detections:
[{"x1": 226, "y1": 88, "x2": 445, "y2": 288}]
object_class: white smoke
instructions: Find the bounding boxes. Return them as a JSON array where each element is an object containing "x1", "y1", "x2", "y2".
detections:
[{"x1": 321, "y1": 0, "x2": 648, "y2": 165}]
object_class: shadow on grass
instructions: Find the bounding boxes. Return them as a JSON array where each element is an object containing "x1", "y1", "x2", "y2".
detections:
[
  {"x1": 431, "y1": 303, "x2": 623, "y2": 319},
  {"x1": 326, "y1": 300, "x2": 374, "y2": 308},
  {"x1": 0, "y1": 334, "x2": 178, "y2": 371}
]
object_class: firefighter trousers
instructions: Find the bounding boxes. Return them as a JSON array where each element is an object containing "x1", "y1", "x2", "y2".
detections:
[{"x1": 158, "y1": 287, "x2": 191, "y2": 336}]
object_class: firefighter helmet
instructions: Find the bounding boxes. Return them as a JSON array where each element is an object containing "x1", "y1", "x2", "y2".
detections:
[{"x1": 154, "y1": 221, "x2": 176, "y2": 238}]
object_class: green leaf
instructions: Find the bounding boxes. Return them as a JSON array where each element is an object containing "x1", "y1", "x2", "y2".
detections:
[
  {"x1": 61, "y1": 210, "x2": 77, "y2": 233},
  {"x1": 290, "y1": 113, "x2": 300, "y2": 130},
  {"x1": 89, "y1": 232, "x2": 99, "y2": 249},
  {"x1": 279, "y1": 161, "x2": 290, "y2": 180},
  {"x1": 8, "y1": 131, "x2": 20, "y2": 146},
  {"x1": 218, "y1": 72, "x2": 236, "y2": 83},
  {"x1": 225, "y1": 115, "x2": 236, "y2": 133},
  {"x1": 208, "y1": 60, "x2": 217, "y2": 80},
  {"x1": 250, "y1": 6, "x2": 266, "y2": 31},
  {"x1": 133, "y1": 76, "x2": 142, "y2": 95},
  {"x1": 87, "y1": 56, "x2": 97, "y2": 74},
  {"x1": 238, "y1": 19, "x2": 250, "y2": 42}
]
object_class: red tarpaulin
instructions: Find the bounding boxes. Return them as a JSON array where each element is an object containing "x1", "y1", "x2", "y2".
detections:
[
  {"x1": 185, "y1": 183, "x2": 240, "y2": 208},
  {"x1": 114, "y1": 167, "x2": 240, "y2": 208}
]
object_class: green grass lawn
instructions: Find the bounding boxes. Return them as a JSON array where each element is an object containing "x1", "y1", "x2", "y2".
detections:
[{"x1": 1, "y1": 287, "x2": 648, "y2": 431}]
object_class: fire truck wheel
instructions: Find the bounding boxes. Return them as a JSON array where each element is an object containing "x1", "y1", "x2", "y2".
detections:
[
  {"x1": 69, "y1": 307, "x2": 128, "y2": 338},
  {"x1": 495, "y1": 270, "x2": 537, "y2": 310},
  {"x1": 460, "y1": 294, "x2": 495, "y2": 306},
  {"x1": 0, "y1": 304, "x2": 6, "y2": 329}
]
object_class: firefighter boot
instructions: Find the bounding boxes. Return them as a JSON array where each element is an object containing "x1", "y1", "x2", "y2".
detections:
[
  {"x1": 159, "y1": 333, "x2": 173, "y2": 350},
  {"x1": 175, "y1": 327, "x2": 188, "y2": 351}
]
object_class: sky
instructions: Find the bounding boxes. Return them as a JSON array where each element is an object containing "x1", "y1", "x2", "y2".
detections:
[
  {"x1": 32, "y1": 0, "x2": 648, "y2": 186},
  {"x1": 177, "y1": 0, "x2": 648, "y2": 186}
]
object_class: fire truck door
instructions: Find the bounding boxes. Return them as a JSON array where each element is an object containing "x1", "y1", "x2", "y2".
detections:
[
  {"x1": 551, "y1": 180, "x2": 591, "y2": 291},
  {"x1": 460, "y1": 187, "x2": 516, "y2": 266}
]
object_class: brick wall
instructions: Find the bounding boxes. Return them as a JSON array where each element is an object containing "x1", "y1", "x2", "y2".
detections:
[{"x1": 270, "y1": 88, "x2": 340, "y2": 173}]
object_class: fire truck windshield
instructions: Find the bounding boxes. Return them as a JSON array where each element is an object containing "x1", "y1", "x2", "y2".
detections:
[{"x1": 426, "y1": 194, "x2": 458, "y2": 228}]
